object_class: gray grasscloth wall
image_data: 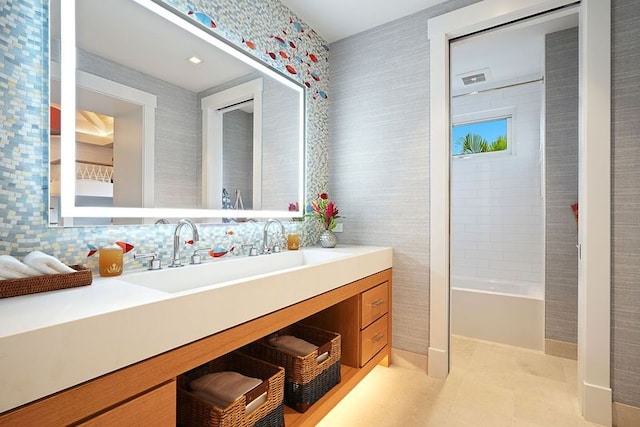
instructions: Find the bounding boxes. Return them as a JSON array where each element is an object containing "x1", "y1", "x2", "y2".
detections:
[
  {"x1": 544, "y1": 28, "x2": 579, "y2": 345},
  {"x1": 612, "y1": 0, "x2": 640, "y2": 408},
  {"x1": 328, "y1": 0, "x2": 480, "y2": 355},
  {"x1": 223, "y1": 110, "x2": 254, "y2": 208}
]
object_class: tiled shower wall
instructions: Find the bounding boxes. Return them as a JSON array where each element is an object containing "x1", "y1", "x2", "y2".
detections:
[
  {"x1": 451, "y1": 83, "x2": 545, "y2": 285},
  {"x1": 0, "y1": 0, "x2": 329, "y2": 272}
]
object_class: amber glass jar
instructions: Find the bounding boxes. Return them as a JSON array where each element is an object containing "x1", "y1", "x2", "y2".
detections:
[{"x1": 99, "y1": 244, "x2": 123, "y2": 277}]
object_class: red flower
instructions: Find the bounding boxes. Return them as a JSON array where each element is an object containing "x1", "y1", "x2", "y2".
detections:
[{"x1": 305, "y1": 193, "x2": 341, "y2": 231}]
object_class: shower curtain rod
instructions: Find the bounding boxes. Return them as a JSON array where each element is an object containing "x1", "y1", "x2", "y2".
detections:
[{"x1": 452, "y1": 76, "x2": 544, "y2": 99}]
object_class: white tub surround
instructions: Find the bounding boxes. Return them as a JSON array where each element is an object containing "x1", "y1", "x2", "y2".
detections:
[
  {"x1": 451, "y1": 276, "x2": 544, "y2": 350},
  {"x1": 0, "y1": 245, "x2": 392, "y2": 414}
]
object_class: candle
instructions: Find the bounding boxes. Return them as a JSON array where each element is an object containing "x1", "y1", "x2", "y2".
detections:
[
  {"x1": 99, "y1": 245, "x2": 123, "y2": 277},
  {"x1": 287, "y1": 233, "x2": 300, "y2": 250}
]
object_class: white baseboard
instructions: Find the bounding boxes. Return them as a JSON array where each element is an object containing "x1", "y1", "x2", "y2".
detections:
[
  {"x1": 428, "y1": 346, "x2": 448, "y2": 379},
  {"x1": 583, "y1": 380, "x2": 612, "y2": 426}
]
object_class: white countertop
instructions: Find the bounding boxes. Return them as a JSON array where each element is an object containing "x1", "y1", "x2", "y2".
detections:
[{"x1": 0, "y1": 245, "x2": 392, "y2": 413}]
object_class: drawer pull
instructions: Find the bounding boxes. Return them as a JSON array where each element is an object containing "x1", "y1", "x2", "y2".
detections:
[
  {"x1": 371, "y1": 332, "x2": 385, "y2": 343},
  {"x1": 370, "y1": 299, "x2": 385, "y2": 308}
]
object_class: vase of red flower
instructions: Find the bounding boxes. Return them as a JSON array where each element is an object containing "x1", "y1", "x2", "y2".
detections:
[
  {"x1": 319, "y1": 229, "x2": 338, "y2": 248},
  {"x1": 306, "y1": 192, "x2": 340, "y2": 248}
]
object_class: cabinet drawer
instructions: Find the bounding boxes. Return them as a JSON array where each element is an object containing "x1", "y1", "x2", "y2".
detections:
[
  {"x1": 360, "y1": 282, "x2": 389, "y2": 328},
  {"x1": 360, "y1": 314, "x2": 388, "y2": 366},
  {"x1": 78, "y1": 380, "x2": 176, "y2": 427}
]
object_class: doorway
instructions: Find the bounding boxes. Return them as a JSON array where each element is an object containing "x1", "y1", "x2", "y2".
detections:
[
  {"x1": 427, "y1": 0, "x2": 611, "y2": 425},
  {"x1": 449, "y1": 9, "x2": 579, "y2": 353}
]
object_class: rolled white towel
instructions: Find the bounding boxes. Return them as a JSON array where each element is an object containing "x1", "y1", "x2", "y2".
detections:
[
  {"x1": 0, "y1": 255, "x2": 41, "y2": 279},
  {"x1": 23, "y1": 251, "x2": 75, "y2": 275}
]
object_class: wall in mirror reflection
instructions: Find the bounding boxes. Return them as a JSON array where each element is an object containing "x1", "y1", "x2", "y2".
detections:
[{"x1": 50, "y1": 45, "x2": 299, "y2": 225}]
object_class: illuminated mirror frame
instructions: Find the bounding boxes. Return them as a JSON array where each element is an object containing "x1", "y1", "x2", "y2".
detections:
[{"x1": 58, "y1": 0, "x2": 305, "y2": 221}]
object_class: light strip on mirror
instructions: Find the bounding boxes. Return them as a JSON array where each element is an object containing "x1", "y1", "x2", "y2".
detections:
[
  {"x1": 59, "y1": 0, "x2": 76, "y2": 218},
  {"x1": 298, "y1": 91, "x2": 305, "y2": 213},
  {"x1": 59, "y1": 0, "x2": 306, "y2": 219},
  {"x1": 68, "y1": 206, "x2": 299, "y2": 219}
]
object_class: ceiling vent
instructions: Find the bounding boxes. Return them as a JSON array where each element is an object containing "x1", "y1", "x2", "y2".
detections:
[
  {"x1": 458, "y1": 68, "x2": 492, "y2": 87},
  {"x1": 462, "y1": 73, "x2": 486, "y2": 85}
]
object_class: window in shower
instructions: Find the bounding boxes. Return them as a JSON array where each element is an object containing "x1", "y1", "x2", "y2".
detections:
[{"x1": 452, "y1": 115, "x2": 511, "y2": 157}]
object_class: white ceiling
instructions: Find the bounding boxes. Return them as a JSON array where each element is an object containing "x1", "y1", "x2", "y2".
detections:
[
  {"x1": 279, "y1": 0, "x2": 449, "y2": 43},
  {"x1": 280, "y1": 0, "x2": 578, "y2": 92},
  {"x1": 77, "y1": 0, "x2": 255, "y2": 92}
]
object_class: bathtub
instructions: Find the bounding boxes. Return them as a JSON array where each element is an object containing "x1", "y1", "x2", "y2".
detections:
[{"x1": 451, "y1": 276, "x2": 544, "y2": 350}]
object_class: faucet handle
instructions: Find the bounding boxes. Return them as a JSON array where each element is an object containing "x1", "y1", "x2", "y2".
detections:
[
  {"x1": 191, "y1": 247, "x2": 214, "y2": 265},
  {"x1": 242, "y1": 244, "x2": 259, "y2": 256},
  {"x1": 134, "y1": 252, "x2": 162, "y2": 270}
]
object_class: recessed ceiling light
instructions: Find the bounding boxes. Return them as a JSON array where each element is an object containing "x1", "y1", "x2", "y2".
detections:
[{"x1": 187, "y1": 56, "x2": 202, "y2": 64}]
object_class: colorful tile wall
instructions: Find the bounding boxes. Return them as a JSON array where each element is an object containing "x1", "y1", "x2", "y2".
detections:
[{"x1": 0, "y1": 0, "x2": 329, "y2": 272}]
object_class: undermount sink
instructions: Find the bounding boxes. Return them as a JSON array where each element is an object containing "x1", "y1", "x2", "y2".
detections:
[{"x1": 119, "y1": 248, "x2": 348, "y2": 294}]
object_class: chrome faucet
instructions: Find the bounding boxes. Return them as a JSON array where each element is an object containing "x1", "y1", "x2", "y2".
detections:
[
  {"x1": 263, "y1": 219, "x2": 285, "y2": 254},
  {"x1": 169, "y1": 218, "x2": 200, "y2": 267}
]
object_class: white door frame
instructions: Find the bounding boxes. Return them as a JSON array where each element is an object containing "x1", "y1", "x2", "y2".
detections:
[
  {"x1": 427, "y1": 0, "x2": 611, "y2": 425},
  {"x1": 201, "y1": 78, "x2": 263, "y2": 210},
  {"x1": 52, "y1": 62, "x2": 157, "y2": 220}
]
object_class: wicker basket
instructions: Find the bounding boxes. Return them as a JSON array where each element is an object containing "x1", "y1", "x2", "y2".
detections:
[
  {"x1": 177, "y1": 352, "x2": 285, "y2": 427},
  {"x1": 243, "y1": 323, "x2": 341, "y2": 413},
  {"x1": 0, "y1": 265, "x2": 92, "y2": 298}
]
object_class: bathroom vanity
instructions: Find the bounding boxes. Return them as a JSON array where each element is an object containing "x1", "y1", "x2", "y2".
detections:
[{"x1": 0, "y1": 246, "x2": 392, "y2": 426}]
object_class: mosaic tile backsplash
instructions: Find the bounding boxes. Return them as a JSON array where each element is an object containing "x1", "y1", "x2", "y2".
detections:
[{"x1": 0, "y1": 0, "x2": 329, "y2": 272}]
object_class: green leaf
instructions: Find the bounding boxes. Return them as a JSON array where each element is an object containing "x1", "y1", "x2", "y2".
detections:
[
  {"x1": 458, "y1": 133, "x2": 489, "y2": 154},
  {"x1": 488, "y1": 135, "x2": 507, "y2": 152}
]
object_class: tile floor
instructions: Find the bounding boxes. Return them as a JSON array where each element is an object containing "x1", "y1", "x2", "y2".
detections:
[{"x1": 317, "y1": 335, "x2": 602, "y2": 427}]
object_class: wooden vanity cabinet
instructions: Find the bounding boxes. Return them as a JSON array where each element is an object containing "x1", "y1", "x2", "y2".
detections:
[
  {"x1": 0, "y1": 268, "x2": 392, "y2": 427},
  {"x1": 361, "y1": 281, "x2": 389, "y2": 328},
  {"x1": 77, "y1": 380, "x2": 176, "y2": 427},
  {"x1": 304, "y1": 272, "x2": 392, "y2": 369},
  {"x1": 360, "y1": 281, "x2": 390, "y2": 365}
]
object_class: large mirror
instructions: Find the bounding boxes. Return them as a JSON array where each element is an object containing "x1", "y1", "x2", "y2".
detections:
[{"x1": 49, "y1": 0, "x2": 305, "y2": 226}]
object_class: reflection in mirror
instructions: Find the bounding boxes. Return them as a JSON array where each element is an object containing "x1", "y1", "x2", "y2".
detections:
[
  {"x1": 49, "y1": 0, "x2": 304, "y2": 226},
  {"x1": 223, "y1": 101, "x2": 255, "y2": 210}
]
